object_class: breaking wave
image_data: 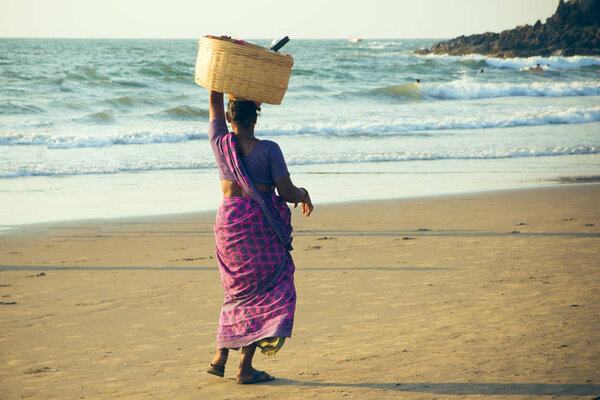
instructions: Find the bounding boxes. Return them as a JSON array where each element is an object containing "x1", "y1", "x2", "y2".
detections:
[
  {"x1": 2, "y1": 105, "x2": 599, "y2": 148},
  {"x1": 371, "y1": 80, "x2": 600, "y2": 101},
  {"x1": 419, "y1": 53, "x2": 600, "y2": 70}
]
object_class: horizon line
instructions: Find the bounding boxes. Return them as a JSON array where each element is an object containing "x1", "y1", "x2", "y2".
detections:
[{"x1": 0, "y1": 36, "x2": 447, "y2": 41}]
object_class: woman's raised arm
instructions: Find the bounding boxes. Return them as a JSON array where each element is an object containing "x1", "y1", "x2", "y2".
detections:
[{"x1": 209, "y1": 90, "x2": 225, "y2": 120}]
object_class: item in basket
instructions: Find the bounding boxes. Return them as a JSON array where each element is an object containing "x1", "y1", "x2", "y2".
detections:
[{"x1": 270, "y1": 36, "x2": 290, "y2": 52}]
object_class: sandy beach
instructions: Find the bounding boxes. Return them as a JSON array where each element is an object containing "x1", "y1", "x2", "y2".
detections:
[{"x1": 1, "y1": 184, "x2": 599, "y2": 399}]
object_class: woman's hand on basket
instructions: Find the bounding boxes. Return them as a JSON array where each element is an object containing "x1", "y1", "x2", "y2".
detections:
[{"x1": 294, "y1": 189, "x2": 313, "y2": 217}]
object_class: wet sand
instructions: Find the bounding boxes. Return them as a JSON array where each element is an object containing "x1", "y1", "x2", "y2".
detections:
[{"x1": 1, "y1": 184, "x2": 599, "y2": 399}]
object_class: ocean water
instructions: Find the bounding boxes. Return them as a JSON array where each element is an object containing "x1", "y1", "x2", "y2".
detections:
[{"x1": 1, "y1": 38, "x2": 599, "y2": 226}]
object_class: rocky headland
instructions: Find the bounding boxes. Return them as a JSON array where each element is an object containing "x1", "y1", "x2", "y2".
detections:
[{"x1": 415, "y1": 0, "x2": 600, "y2": 58}]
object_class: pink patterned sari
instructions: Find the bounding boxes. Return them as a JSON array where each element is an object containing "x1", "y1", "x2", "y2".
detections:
[{"x1": 214, "y1": 132, "x2": 296, "y2": 349}]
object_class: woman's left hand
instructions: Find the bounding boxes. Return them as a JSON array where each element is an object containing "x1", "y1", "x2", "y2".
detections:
[{"x1": 294, "y1": 190, "x2": 313, "y2": 217}]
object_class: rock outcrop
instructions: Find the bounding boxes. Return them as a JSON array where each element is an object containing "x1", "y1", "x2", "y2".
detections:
[{"x1": 415, "y1": 0, "x2": 600, "y2": 57}]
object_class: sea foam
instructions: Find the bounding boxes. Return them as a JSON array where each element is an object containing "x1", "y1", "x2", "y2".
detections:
[
  {"x1": 2, "y1": 145, "x2": 597, "y2": 179},
  {"x1": 0, "y1": 129, "x2": 207, "y2": 148},
  {"x1": 419, "y1": 53, "x2": 600, "y2": 70},
  {"x1": 260, "y1": 106, "x2": 600, "y2": 136}
]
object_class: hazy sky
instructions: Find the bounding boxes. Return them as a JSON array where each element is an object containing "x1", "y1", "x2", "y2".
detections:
[{"x1": 1, "y1": 0, "x2": 560, "y2": 39}]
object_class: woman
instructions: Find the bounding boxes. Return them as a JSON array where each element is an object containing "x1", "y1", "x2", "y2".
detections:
[{"x1": 206, "y1": 90, "x2": 313, "y2": 384}]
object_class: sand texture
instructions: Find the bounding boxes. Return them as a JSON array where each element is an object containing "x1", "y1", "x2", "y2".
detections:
[{"x1": 1, "y1": 185, "x2": 599, "y2": 399}]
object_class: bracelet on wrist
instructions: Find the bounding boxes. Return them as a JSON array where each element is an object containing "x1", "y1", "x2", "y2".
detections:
[{"x1": 301, "y1": 188, "x2": 308, "y2": 201}]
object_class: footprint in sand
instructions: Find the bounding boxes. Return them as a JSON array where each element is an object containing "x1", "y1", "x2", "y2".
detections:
[
  {"x1": 169, "y1": 256, "x2": 207, "y2": 261},
  {"x1": 24, "y1": 366, "x2": 57, "y2": 374},
  {"x1": 25, "y1": 272, "x2": 46, "y2": 278}
]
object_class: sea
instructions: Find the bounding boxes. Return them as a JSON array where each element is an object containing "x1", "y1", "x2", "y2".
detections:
[{"x1": 1, "y1": 38, "x2": 599, "y2": 227}]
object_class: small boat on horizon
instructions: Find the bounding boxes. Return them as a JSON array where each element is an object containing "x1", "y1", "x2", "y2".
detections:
[{"x1": 348, "y1": 37, "x2": 362, "y2": 43}]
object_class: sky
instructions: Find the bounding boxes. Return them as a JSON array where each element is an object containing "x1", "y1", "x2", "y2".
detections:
[{"x1": 1, "y1": 0, "x2": 560, "y2": 39}]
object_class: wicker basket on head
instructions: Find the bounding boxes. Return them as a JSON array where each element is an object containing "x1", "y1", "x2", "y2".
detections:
[{"x1": 194, "y1": 36, "x2": 294, "y2": 105}]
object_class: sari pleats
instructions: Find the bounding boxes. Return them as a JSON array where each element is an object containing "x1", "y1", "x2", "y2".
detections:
[{"x1": 214, "y1": 195, "x2": 296, "y2": 349}]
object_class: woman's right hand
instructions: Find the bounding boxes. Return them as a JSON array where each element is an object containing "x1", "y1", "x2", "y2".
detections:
[{"x1": 209, "y1": 90, "x2": 225, "y2": 120}]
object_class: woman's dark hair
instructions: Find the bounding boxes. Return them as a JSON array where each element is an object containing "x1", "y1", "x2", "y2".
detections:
[{"x1": 227, "y1": 100, "x2": 259, "y2": 129}]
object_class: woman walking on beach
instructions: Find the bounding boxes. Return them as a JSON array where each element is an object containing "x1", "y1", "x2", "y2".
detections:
[{"x1": 206, "y1": 90, "x2": 313, "y2": 384}]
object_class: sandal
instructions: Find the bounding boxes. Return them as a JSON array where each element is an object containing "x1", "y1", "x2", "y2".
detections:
[
  {"x1": 237, "y1": 370, "x2": 274, "y2": 384},
  {"x1": 206, "y1": 363, "x2": 225, "y2": 377}
]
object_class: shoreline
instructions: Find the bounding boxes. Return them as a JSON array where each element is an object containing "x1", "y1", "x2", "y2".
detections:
[
  {"x1": 2, "y1": 180, "x2": 598, "y2": 235},
  {"x1": 2, "y1": 145, "x2": 599, "y2": 228}
]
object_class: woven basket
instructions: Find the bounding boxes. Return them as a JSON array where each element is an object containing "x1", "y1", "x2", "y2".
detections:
[{"x1": 194, "y1": 36, "x2": 294, "y2": 105}]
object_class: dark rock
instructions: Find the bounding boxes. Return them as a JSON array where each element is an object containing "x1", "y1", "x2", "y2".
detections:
[{"x1": 415, "y1": 0, "x2": 600, "y2": 57}]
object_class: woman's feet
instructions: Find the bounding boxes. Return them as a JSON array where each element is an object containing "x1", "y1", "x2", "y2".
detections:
[{"x1": 207, "y1": 345, "x2": 274, "y2": 383}]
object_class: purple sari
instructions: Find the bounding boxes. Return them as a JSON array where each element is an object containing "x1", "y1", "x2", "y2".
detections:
[{"x1": 214, "y1": 132, "x2": 296, "y2": 349}]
